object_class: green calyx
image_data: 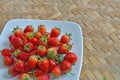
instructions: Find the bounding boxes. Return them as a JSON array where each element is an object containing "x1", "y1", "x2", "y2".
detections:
[
  {"x1": 41, "y1": 35, "x2": 48, "y2": 44},
  {"x1": 24, "y1": 44, "x2": 30, "y2": 51},
  {"x1": 38, "y1": 45, "x2": 44, "y2": 50},
  {"x1": 23, "y1": 74, "x2": 30, "y2": 80},
  {"x1": 65, "y1": 44, "x2": 71, "y2": 50},
  {"x1": 39, "y1": 25, "x2": 45, "y2": 27},
  {"x1": 28, "y1": 33, "x2": 34, "y2": 39},
  {"x1": 13, "y1": 26, "x2": 21, "y2": 32},
  {"x1": 55, "y1": 54, "x2": 64, "y2": 64},
  {"x1": 65, "y1": 33, "x2": 71, "y2": 37},
  {"x1": 30, "y1": 55, "x2": 38, "y2": 59},
  {"x1": 38, "y1": 57, "x2": 47, "y2": 62},
  {"x1": 47, "y1": 51, "x2": 56, "y2": 60},
  {"x1": 55, "y1": 27, "x2": 61, "y2": 31},
  {"x1": 13, "y1": 49, "x2": 21, "y2": 57}
]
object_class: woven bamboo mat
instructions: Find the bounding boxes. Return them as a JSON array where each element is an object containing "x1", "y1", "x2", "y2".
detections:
[{"x1": 0, "y1": 0, "x2": 120, "y2": 80}]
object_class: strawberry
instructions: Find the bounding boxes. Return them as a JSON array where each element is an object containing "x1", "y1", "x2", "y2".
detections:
[
  {"x1": 34, "y1": 32, "x2": 42, "y2": 40},
  {"x1": 60, "y1": 60, "x2": 72, "y2": 73},
  {"x1": 41, "y1": 34, "x2": 48, "y2": 44},
  {"x1": 36, "y1": 74, "x2": 49, "y2": 80},
  {"x1": 24, "y1": 25, "x2": 34, "y2": 33},
  {"x1": 15, "y1": 60, "x2": 25, "y2": 72},
  {"x1": 23, "y1": 62, "x2": 31, "y2": 73},
  {"x1": 13, "y1": 49, "x2": 21, "y2": 58},
  {"x1": 9, "y1": 35, "x2": 15, "y2": 42},
  {"x1": 8, "y1": 66, "x2": 19, "y2": 77},
  {"x1": 57, "y1": 43, "x2": 72, "y2": 54},
  {"x1": 29, "y1": 50, "x2": 38, "y2": 56},
  {"x1": 48, "y1": 37, "x2": 59, "y2": 47},
  {"x1": 64, "y1": 52, "x2": 78, "y2": 64},
  {"x1": 55, "y1": 54, "x2": 64, "y2": 64},
  {"x1": 39, "y1": 39, "x2": 47, "y2": 48},
  {"x1": 52, "y1": 65, "x2": 61, "y2": 77},
  {"x1": 4, "y1": 56, "x2": 14, "y2": 66},
  {"x1": 28, "y1": 55, "x2": 38, "y2": 69},
  {"x1": 29, "y1": 38, "x2": 39, "y2": 45},
  {"x1": 49, "y1": 59, "x2": 56, "y2": 73},
  {"x1": 10, "y1": 36, "x2": 22, "y2": 48},
  {"x1": 47, "y1": 47, "x2": 57, "y2": 60},
  {"x1": 38, "y1": 58, "x2": 49, "y2": 73},
  {"x1": 1, "y1": 48, "x2": 12, "y2": 57},
  {"x1": 19, "y1": 73, "x2": 30, "y2": 80},
  {"x1": 13, "y1": 27, "x2": 23, "y2": 38},
  {"x1": 50, "y1": 27, "x2": 61, "y2": 37},
  {"x1": 34, "y1": 68, "x2": 43, "y2": 77},
  {"x1": 60, "y1": 33, "x2": 71, "y2": 43},
  {"x1": 24, "y1": 42, "x2": 34, "y2": 52},
  {"x1": 24, "y1": 32, "x2": 34, "y2": 39},
  {"x1": 43, "y1": 32, "x2": 50, "y2": 38},
  {"x1": 38, "y1": 25, "x2": 47, "y2": 34},
  {"x1": 18, "y1": 51, "x2": 29, "y2": 61},
  {"x1": 37, "y1": 45, "x2": 47, "y2": 57},
  {"x1": 22, "y1": 36, "x2": 28, "y2": 46}
]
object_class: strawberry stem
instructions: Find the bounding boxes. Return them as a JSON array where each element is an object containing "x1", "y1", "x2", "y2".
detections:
[{"x1": 66, "y1": 33, "x2": 71, "y2": 37}]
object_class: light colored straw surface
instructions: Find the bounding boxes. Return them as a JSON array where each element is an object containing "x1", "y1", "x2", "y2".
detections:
[{"x1": 0, "y1": 0, "x2": 120, "y2": 80}]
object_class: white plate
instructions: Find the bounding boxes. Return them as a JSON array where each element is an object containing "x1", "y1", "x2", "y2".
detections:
[{"x1": 0, "y1": 19, "x2": 83, "y2": 80}]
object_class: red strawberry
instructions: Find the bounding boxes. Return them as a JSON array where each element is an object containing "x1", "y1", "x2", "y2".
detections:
[
  {"x1": 29, "y1": 38, "x2": 39, "y2": 45},
  {"x1": 64, "y1": 52, "x2": 78, "y2": 64},
  {"x1": 23, "y1": 63, "x2": 31, "y2": 73},
  {"x1": 13, "y1": 49, "x2": 21, "y2": 58},
  {"x1": 36, "y1": 74, "x2": 49, "y2": 80},
  {"x1": 18, "y1": 51, "x2": 28, "y2": 61},
  {"x1": 49, "y1": 59, "x2": 56, "y2": 73},
  {"x1": 57, "y1": 43, "x2": 72, "y2": 54},
  {"x1": 38, "y1": 25, "x2": 47, "y2": 34},
  {"x1": 39, "y1": 39, "x2": 47, "y2": 48},
  {"x1": 10, "y1": 44, "x2": 22, "y2": 52},
  {"x1": 50, "y1": 27, "x2": 61, "y2": 37},
  {"x1": 47, "y1": 47, "x2": 57, "y2": 60},
  {"x1": 24, "y1": 25, "x2": 34, "y2": 33},
  {"x1": 52, "y1": 65, "x2": 61, "y2": 77},
  {"x1": 34, "y1": 69, "x2": 43, "y2": 77},
  {"x1": 24, "y1": 42, "x2": 34, "y2": 52},
  {"x1": 13, "y1": 27, "x2": 23, "y2": 38},
  {"x1": 10, "y1": 36, "x2": 22, "y2": 48},
  {"x1": 37, "y1": 45, "x2": 47, "y2": 57},
  {"x1": 19, "y1": 73, "x2": 30, "y2": 80},
  {"x1": 22, "y1": 36, "x2": 28, "y2": 46},
  {"x1": 28, "y1": 55, "x2": 38, "y2": 69},
  {"x1": 61, "y1": 60, "x2": 72, "y2": 73},
  {"x1": 4, "y1": 56, "x2": 14, "y2": 66},
  {"x1": 29, "y1": 50, "x2": 38, "y2": 56},
  {"x1": 34, "y1": 32, "x2": 42, "y2": 40},
  {"x1": 9, "y1": 35, "x2": 15, "y2": 42},
  {"x1": 1, "y1": 48, "x2": 12, "y2": 57},
  {"x1": 8, "y1": 66, "x2": 19, "y2": 77},
  {"x1": 24, "y1": 32, "x2": 34, "y2": 39},
  {"x1": 60, "y1": 33, "x2": 71, "y2": 43},
  {"x1": 48, "y1": 37, "x2": 59, "y2": 47},
  {"x1": 15, "y1": 60, "x2": 25, "y2": 72},
  {"x1": 38, "y1": 58, "x2": 49, "y2": 73}
]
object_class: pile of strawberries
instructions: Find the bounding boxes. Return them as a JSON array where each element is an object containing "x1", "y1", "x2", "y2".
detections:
[{"x1": 1, "y1": 25, "x2": 78, "y2": 80}]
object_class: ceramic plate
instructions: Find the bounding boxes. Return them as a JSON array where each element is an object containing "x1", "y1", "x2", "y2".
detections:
[{"x1": 0, "y1": 19, "x2": 83, "y2": 80}]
